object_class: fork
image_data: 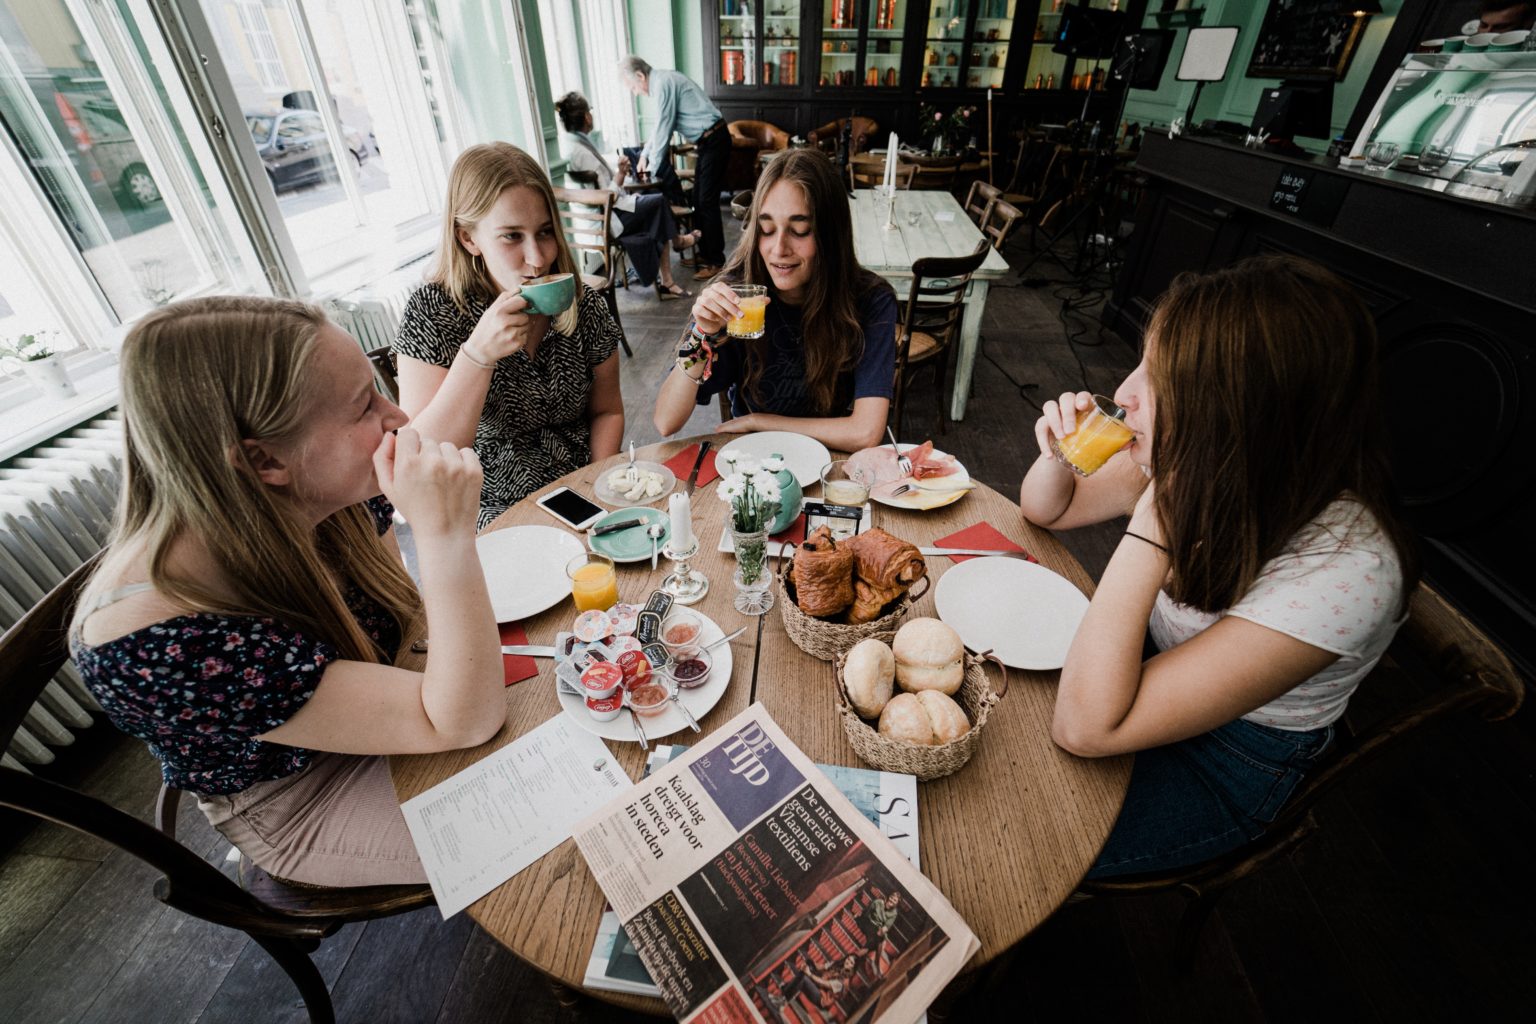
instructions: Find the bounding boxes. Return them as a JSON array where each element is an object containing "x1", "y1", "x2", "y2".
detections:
[{"x1": 885, "y1": 426, "x2": 913, "y2": 477}]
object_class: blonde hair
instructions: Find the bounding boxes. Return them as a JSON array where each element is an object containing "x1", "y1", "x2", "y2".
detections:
[
  {"x1": 428, "y1": 142, "x2": 583, "y2": 336},
  {"x1": 75, "y1": 296, "x2": 419, "y2": 662}
]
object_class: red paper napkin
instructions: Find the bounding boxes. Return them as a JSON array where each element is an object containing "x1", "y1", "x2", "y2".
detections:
[
  {"x1": 499, "y1": 621, "x2": 539, "y2": 686},
  {"x1": 662, "y1": 443, "x2": 720, "y2": 489},
  {"x1": 770, "y1": 514, "x2": 807, "y2": 547},
  {"x1": 933, "y1": 522, "x2": 1037, "y2": 563}
]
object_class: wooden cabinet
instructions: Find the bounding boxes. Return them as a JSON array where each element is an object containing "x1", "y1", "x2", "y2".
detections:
[{"x1": 702, "y1": 0, "x2": 1146, "y2": 139}]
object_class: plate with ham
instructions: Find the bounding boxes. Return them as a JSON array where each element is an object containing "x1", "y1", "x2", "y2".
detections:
[{"x1": 848, "y1": 441, "x2": 974, "y2": 511}]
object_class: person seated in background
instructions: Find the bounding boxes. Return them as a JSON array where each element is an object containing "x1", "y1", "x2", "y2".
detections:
[
  {"x1": 1476, "y1": 0, "x2": 1534, "y2": 33},
  {"x1": 71, "y1": 296, "x2": 502, "y2": 887},
  {"x1": 394, "y1": 142, "x2": 624, "y2": 529},
  {"x1": 1019, "y1": 255, "x2": 1418, "y2": 877},
  {"x1": 652, "y1": 149, "x2": 895, "y2": 452},
  {"x1": 554, "y1": 91, "x2": 699, "y2": 301}
]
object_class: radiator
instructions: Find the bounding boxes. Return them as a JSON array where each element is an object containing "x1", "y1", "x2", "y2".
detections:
[
  {"x1": 322, "y1": 259, "x2": 429, "y2": 354},
  {"x1": 0, "y1": 415, "x2": 122, "y2": 771}
]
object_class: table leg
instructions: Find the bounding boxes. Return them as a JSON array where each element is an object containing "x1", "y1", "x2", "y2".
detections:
[{"x1": 949, "y1": 279, "x2": 990, "y2": 421}]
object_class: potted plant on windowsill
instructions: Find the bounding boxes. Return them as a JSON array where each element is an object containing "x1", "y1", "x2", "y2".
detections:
[{"x1": 1, "y1": 331, "x2": 77, "y2": 400}]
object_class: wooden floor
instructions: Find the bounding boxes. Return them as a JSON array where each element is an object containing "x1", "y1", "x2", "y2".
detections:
[{"x1": 4, "y1": 208, "x2": 1533, "y2": 1023}]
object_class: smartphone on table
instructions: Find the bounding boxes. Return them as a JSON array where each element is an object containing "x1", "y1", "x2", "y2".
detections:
[{"x1": 536, "y1": 486, "x2": 604, "y2": 530}]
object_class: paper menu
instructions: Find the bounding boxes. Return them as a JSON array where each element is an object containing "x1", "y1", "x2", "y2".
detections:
[{"x1": 401, "y1": 714, "x2": 629, "y2": 918}]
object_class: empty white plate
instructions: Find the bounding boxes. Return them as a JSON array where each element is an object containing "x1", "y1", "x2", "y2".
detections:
[
  {"x1": 716, "y1": 431, "x2": 832, "y2": 489},
  {"x1": 475, "y1": 525, "x2": 586, "y2": 622},
  {"x1": 934, "y1": 557, "x2": 1091, "y2": 670}
]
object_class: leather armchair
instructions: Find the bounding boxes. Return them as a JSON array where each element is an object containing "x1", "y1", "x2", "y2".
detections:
[
  {"x1": 726, "y1": 120, "x2": 789, "y2": 190},
  {"x1": 807, "y1": 117, "x2": 880, "y2": 157}
]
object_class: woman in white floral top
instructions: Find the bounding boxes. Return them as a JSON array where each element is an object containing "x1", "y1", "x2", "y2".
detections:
[{"x1": 1019, "y1": 254, "x2": 1418, "y2": 877}]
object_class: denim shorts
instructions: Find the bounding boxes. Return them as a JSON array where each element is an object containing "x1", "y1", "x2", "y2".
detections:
[{"x1": 1086, "y1": 717, "x2": 1334, "y2": 879}]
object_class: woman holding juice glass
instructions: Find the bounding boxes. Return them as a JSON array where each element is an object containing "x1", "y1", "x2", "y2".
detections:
[
  {"x1": 1018, "y1": 255, "x2": 1418, "y2": 877},
  {"x1": 652, "y1": 149, "x2": 897, "y2": 452}
]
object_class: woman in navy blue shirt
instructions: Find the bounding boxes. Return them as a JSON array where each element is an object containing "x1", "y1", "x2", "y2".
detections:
[{"x1": 653, "y1": 149, "x2": 896, "y2": 452}]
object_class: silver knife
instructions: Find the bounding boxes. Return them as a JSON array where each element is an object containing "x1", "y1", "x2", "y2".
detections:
[
  {"x1": 501, "y1": 645, "x2": 557, "y2": 657},
  {"x1": 919, "y1": 546, "x2": 1032, "y2": 560},
  {"x1": 592, "y1": 517, "x2": 646, "y2": 536},
  {"x1": 683, "y1": 440, "x2": 713, "y2": 495}
]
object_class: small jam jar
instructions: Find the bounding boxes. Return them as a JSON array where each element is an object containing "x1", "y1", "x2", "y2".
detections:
[
  {"x1": 627, "y1": 681, "x2": 670, "y2": 717},
  {"x1": 586, "y1": 692, "x2": 624, "y2": 722},
  {"x1": 579, "y1": 661, "x2": 623, "y2": 700},
  {"x1": 663, "y1": 646, "x2": 713, "y2": 690},
  {"x1": 659, "y1": 609, "x2": 703, "y2": 653}
]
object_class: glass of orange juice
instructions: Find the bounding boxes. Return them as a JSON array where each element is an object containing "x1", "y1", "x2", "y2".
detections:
[
  {"x1": 1050, "y1": 395, "x2": 1134, "y2": 476},
  {"x1": 566, "y1": 552, "x2": 619, "y2": 612},
  {"x1": 726, "y1": 284, "x2": 768, "y2": 339}
]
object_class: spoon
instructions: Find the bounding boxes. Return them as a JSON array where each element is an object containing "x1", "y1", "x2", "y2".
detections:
[
  {"x1": 667, "y1": 683, "x2": 702, "y2": 733},
  {"x1": 623, "y1": 690, "x2": 650, "y2": 750},
  {"x1": 647, "y1": 522, "x2": 665, "y2": 570}
]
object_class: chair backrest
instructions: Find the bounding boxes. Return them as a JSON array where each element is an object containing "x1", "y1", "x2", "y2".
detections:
[
  {"x1": 981, "y1": 199, "x2": 1026, "y2": 251},
  {"x1": 1003, "y1": 135, "x2": 1059, "y2": 201},
  {"x1": 808, "y1": 116, "x2": 879, "y2": 154},
  {"x1": 963, "y1": 180, "x2": 1001, "y2": 225},
  {"x1": 895, "y1": 240, "x2": 990, "y2": 372},
  {"x1": 365, "y1": 347, "x2": 399, "y2": 404},
  {"x1": 552, "y1": 185, "x2": 617, "y2": 283},
  {"x1": 848, "y1": 159, "x2": 914, "y2": 191},
  {"x1": 728, "y1": 120, "x2": 789, "y2": 150},
  {"x1": 911, "y1": 156, "x2": 963, "y2": 191},
  {"x1": 565, "y1": 168, "x2": 600, "y2": 189}
]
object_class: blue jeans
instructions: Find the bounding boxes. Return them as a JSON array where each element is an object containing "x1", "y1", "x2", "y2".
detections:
[{"x1": 1086, "y1": 718, "x2": 1334, "y2": 879}]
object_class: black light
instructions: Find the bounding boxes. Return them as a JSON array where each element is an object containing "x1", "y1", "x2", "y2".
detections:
[{"x1": 1346, "y1": 0, "x2": 1382, "y2": 14}]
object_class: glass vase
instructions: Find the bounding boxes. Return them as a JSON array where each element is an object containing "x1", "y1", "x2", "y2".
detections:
[{"x1": 730, "y1": 526, "x2": 774, "y2": 616}]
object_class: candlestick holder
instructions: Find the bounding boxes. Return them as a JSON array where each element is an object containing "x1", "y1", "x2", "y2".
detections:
[{"x1": 659, "y1": 539, "x2": 709, "y2": 605}]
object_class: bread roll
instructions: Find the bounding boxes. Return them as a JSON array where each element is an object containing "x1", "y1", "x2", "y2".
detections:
[
  {"x1": 877, "y1": 691, "x2": 970, "y2": 745},
  {"x1": 892, "y1": 618, "x2": 965, "y2": 695},
  {"x1": 843, "y1": 638, "x2": 894, "y2": 718},
  {"x1": 916, "y1": 690, "x2": 970, "y2": 743}
]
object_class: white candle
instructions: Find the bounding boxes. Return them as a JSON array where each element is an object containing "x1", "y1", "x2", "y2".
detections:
[
  {"x1": 668, "y1": 492, "x2": 693, "y2": 552},
  {"x1": 884, "y1": 131, "x2": 898, "y2": 192}
]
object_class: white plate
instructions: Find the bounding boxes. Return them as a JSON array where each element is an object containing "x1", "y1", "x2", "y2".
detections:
[
  {"x1": 716, "y1": 432, "x2": 832, "y2": 489},
  {"x1": 867, "y1": 442, "x2": 973, "y2": 511},
  {"x1": 592, "y1": 460, "x2": 677, "y2": 507},
  {"x1": 475, "y1": 526, "x2": 586, "y2": 622},
  {"x1": 934, "y1": 557, "x2": 1090, "y2": 670},
  {"x1": 557, "y1": 612, "x2": 735, "y2": 742},
  {"x1": 718, "y1": 497, "x2": 873, "y2": 556}
]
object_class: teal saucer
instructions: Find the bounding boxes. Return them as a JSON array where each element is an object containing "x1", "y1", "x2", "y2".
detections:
[{"x1": 588, "y1": 507, "x2": 670, "y2": 563}]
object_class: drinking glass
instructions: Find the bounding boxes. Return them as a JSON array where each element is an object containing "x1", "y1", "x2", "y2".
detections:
[
  {"x1": 906, "y1": 210, "x2": 922, "y2": 226},
  {"x1": 726, "y1": 284, "x2": 768, "y2": 339},
  {"x1": 567, "y1": 552, "x2": 619, "y2": 612},
  {"x1": 1049, "y1": 395, "x2": 1135, "y2": 477},
  {"x1": 819, "y1": 461, "x2": 872, "y2": 540},
  {"x1": 1418, "y1": 144, "x2": 1453, "y2": 172},
  {"x1": 1365, "y1": 141, "x2": 1400, "y2": 172}
]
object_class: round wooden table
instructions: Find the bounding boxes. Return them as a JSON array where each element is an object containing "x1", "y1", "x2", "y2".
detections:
[{"x1": 392, "y1": 434, "x2": 1130, "y2": 1014}]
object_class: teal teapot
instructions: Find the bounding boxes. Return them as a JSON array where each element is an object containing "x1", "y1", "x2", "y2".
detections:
[{"x1": 767, "y1": 453, "x2": 802, "y2": 534}]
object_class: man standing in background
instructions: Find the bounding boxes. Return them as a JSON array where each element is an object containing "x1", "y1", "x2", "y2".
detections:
[{"x1": 619, "y1": 55, "x2": 729, "y2": 280}]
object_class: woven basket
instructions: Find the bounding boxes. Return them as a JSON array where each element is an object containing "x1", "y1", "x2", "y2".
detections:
[
  {"x1": 834, "y1": 649, "x2": 1009, "y2": 781},
  {"x1": 778, "y1": 552, "x2": 928, "y2": 662}
]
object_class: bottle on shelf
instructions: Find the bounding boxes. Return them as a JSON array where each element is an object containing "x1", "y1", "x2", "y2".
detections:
[
  {"x1": 946, "y1": 50, "x2": 958, "y2": 65},
  {"x1": 988, "y1": 51, "x2": 1001, "y2": 67},
  {"x1": 1046, "y1": 71, "x2": 1055, "y2": 88},
  {"x1": 1035, "y1": 21, "x2": 1045, "y2": 40},
  {"x1": 765, "y1": 26, "x2": 776, "y2": 44},
  {"x1": 928, "y1": 49, "x2": 939, "y2": 65},
  {"x1": 1033, "y1": 72, "x2": 1044, "y2": 88},
  {"x1": 867, "y1": 66, "x2": 879, "y2": 85},
  {"x1": 886, "y1": 67, "x2": 898, "y2": 86}
]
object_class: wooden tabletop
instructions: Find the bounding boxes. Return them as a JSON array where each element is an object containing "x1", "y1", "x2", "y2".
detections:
[
  {"x1": 848, "y1": 189, "x2": 1010, "y2": 282},
  {"x1": 391, "y1": 434, "x2": 1130, "y2": 1012}
]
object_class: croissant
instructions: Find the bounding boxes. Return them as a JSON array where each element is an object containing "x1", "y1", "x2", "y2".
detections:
[
  {"x1": 848, "y1": 578, "x2": 905, "y2": 624},
  {"x1": 843, "y1": 528, "x2": 927, "y2": 594},
  {"x1": 792, "y1": 526, "x2": 855, "y2": 618}
]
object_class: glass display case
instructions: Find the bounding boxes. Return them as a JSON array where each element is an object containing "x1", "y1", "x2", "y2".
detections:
[
  {"x1": 717, "y1": 1, "x2": 803, "y2": 89},
  {"x1": 818, "y1": 0, "x2": 908, "y2": 88},
  {"x1": 921, "y1": 0, "x2": 1015, "y2": 89},
  {"x1": 1018, "y1": 0, "x2": 1122, "y2": 93}
]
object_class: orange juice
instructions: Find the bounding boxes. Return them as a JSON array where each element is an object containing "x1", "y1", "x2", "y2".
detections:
[
  {"x1": 1051, "y1": 396, "x2": 1134, "y2": 476},
  {"x1": 568, "y1": 557, "x2": 619, "y2": 612},
  {"x1": 727, "y1": 286, "x2": 768, "y2": 339}
]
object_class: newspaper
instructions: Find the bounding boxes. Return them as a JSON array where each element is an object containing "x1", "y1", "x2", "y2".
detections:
[
  {"x1": 584, "y1": 746, "x2": 921, "y2": 999},
  {"x1": 574, "y1": 703, "x2": 977, "y2": 1023}
]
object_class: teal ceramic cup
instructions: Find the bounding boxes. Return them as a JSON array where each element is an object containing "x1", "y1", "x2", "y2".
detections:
[
  {"x1": 1465, "y1": 32, "x2": 1496, "y2": 49},
  {"x1": 1441, "y1": 36, "x2": 1466, "y2": 52},
  {"x1": 519, "y1": 272, "x2": 575, "y2": 315},
  {"x1": 1489, "y1": 30, "x2": 1529, "y2": 51}
]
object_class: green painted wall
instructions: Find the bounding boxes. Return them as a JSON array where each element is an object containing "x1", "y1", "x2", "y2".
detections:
[
  {"x1": 1121, "y1": 1, "x2": 1403, "y2": 153},
  {"x1": 626, "y1": 1, "x2": 707, "y2": 141},
  {"x1": 436, "y1": 0, "x2": 532, "y2": 146}
]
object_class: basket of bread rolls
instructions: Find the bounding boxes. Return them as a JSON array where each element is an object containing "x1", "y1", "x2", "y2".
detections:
[
  {"x1": 834, "y1": 617, "x2": 1008, "y2": 781},
  {"x1": 779, "y1": 526, "x2": 930, "y2": 661}
]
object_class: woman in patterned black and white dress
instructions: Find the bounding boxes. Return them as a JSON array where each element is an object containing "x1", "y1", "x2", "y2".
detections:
[{"x1": 394, "y1": 143, "x2": 625, "y2": 529}]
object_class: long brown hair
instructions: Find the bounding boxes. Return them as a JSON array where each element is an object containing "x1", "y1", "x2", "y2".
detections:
[
  {"x1": 1148, "y1": 255, "x2": 1417, "y2": 613},
  {"x1": 428, "y1": 142, "x2": 582, "y2": 336},
  {"x1": 721, "y1": 148, "x2": 891, "y2": 415},
  {"x1": 75, "y1": 296, "x2": 419, "y2": 662}
]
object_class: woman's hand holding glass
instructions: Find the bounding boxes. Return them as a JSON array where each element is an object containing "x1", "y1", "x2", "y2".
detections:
[
  {"x1": 373, "y1": 427, "x2": 482, "y2": 539},
  {"x1": 689, "y1": 281, "x2": 747, "y2": 338},
  {"x1": 1034, "y1": 391, "x2": 1096, "y2": 461},
  {"x1": 462, "y1": 290, "x2": 536, "y2": 365}
]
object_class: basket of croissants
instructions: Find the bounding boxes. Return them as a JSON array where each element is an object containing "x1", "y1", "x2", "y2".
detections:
[
  {"x1": 779, "y1": 526, "x2": 930, "y2": 661},
  {"x1": 834, "y1": 618, "x2": 1008, "y2": 781}
]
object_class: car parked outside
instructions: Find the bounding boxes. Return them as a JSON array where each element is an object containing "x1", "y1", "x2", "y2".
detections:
[{"x1": 245, "y1": 108, "x2": 369, "y2": 194}]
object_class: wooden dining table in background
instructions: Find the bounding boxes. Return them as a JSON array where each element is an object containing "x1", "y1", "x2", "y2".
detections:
[{"x1": 391, "y1": 434, "x2": 1130, "y2": 1015}]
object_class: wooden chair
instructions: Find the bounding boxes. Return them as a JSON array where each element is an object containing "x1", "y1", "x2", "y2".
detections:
[
  {"x1": 1077, "y1": 582, "x2": 1525, "y2": 966},
  {"x1": 552, "y1": 186, "x2": 632, "y2": 357},
  {"x1": 848, "y1": 157, "x2": 915, "y2": 191},
  {"x1": 910, "y1": 156, "x2": 964, "y2": 192},
  {"x1": 981, "y1": 198, "x2": 1027, "y2": 252},
  {"x1": 891, "y1": 240, "x2": 990, "y2": 437},
  {"x1": 0, "y1": 559, "x2": 436, "y2": 1024},
  {"x1": 963, "y1": 180, "x2": 1001, "y2": 226},
  {"x1": 364, "y1": 346, "x2": 398, "y2": 404},
  {"x1": 807, "y1": 116, "x2": 879, "y2": 157}
]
